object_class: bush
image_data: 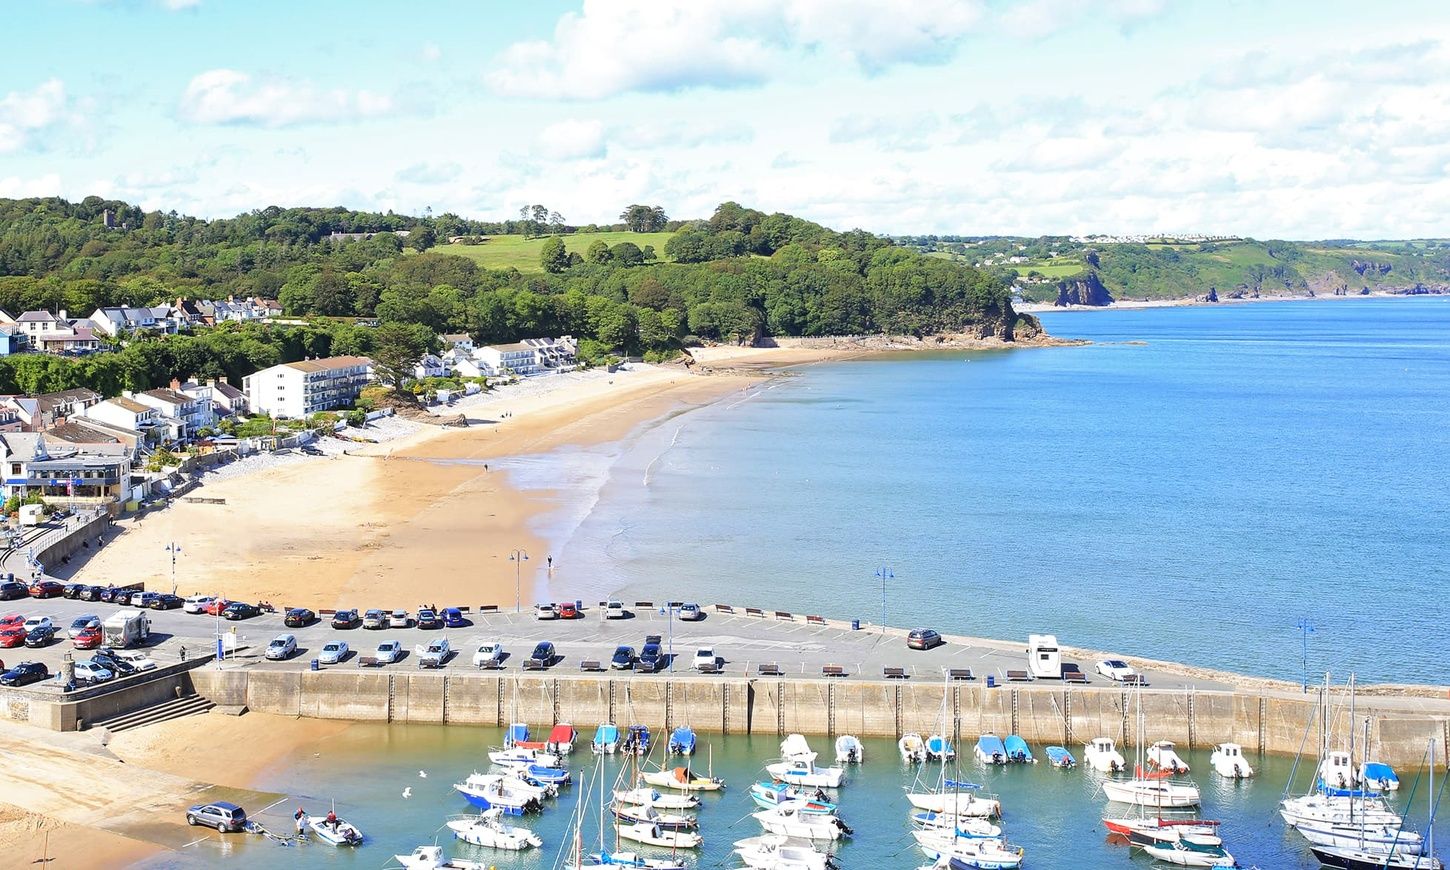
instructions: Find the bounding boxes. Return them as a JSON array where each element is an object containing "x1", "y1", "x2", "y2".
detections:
[
  {"x1": 346, "y1": 410, "x2": 367, "y2": 427},
  {"x1": 642, "y1": 349, "x2": 682, "y2": 363}
]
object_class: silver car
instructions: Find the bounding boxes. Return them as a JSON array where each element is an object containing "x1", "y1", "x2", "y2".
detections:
[{"x1": 264, "y1": 634, "x2": 297, "y2": 661}]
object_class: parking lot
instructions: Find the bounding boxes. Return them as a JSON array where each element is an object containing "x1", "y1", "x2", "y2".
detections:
[{"x1": 0, "y1": 591, "x2": 1237, "y2": 693}]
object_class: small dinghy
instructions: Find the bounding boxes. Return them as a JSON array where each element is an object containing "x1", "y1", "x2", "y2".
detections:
[
  {"x1": 1209, "y1": 743, "x2": 1253, "y2": 779},
  {"x1": 1148, "y1": 740, "x2": 1190, "y2": 774},
  {"x1": 900, "y1": 732, "x2": 927, "y2": 763},
  {"x1": 668, "y1": 726, "x2": 697, "y2": 756},
  {"x1": 642, "y1": 765, "x2": 726, "y2": 792},
  {"x1": 1141, "y1": 841, "x2": 1235, "y2": 867},
  {"x1": 1045, "y1": 746, "x2": 1076, "y2": 769},
  {"x1": 910, "y1": 812, "x2": 1002, "y2": 839},
  {"x1": 308, "y1": 813, "x2": 363, "y2": 846},
  {"x1": 1360, "y1": 761, "x2": 1400, "y2": 791},
  {"x1": 1004, "y1": 735, "x2": 1034, "y2": 764},
  {"x1": 393, "y1": 844, "x2": 490, "y2": 870},
  {"x1": 622, "y1": 725, "x2": 652, "y2": 756},
  {"x1": 548, "y1": 724, "x2": 578, "y2": 754},
  {"x1": 974, "y1": 735, "x2": 1006, "y2": 766},
  {"x1": 612, "y1": 802, "x2": 698, "y2": 832},
  {"x1": 488, "y1": 746, "x2": 563, "y2": 768},
  {"x1": 834, "y1": 735, "x2": 863, "y2": 764},
  {"x1": 592, "y1": 723, "x2": 621, "y2": 754},
  {"x1": 615, "y1": 821, "x2": 702, "y2": 849},
  {"x1": 570, "y1": 851, "x2": 689, "y2": 869},
  {"x1": 733, "y1": 834, "x2": 835, "y2": 870},
  {"x1": 751, "y1": 781, "x2": 836, "y2": 814},
  {"x1": 753, "y1": 807, "x2": 852, "y2": 841},
  {"x1": 613, "y1": 786, "x2": 700, "y2": 810},
  {"x1": 446, "y1": 809, "x2": 543, "y2": 850},
  {"x1": 927, "y1": 734, "x2": 956, "y2": 761},
  {"x1": 522, "y1": 764, "x2": 572, "y2": 785}
]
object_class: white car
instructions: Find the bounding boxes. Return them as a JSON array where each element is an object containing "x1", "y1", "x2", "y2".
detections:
[
  {"x1": 415, "y1": 637, "x2": 452, "y2": 667},
  {"x1": 318, "y1": 640, "x2": 349, "y2": 664},
  {"x1": 183, "y1": 595, "x2": 214, "y2": 614},
  {"x1": 373, "y1": 641, "x2": 403, "y2": 664},
  {"x1": 604, "y1": 600, "x2": 627, "y2": 619},
  {"x1": 387, "y1": 609, "x2": 412, "y2": 629},
  {"x1": 472, "y1": 643, "x2": 504, "y2": 668},
  {"x1": 692, "y1": 648, "x2": 717, "y2": 671},
  {"x1": 1096, "y1": 659, "x2": 1139, "y2": 682},
  {"x1": 22, "y1": 617, "x2": 52, "y2": 633},
  {"x1": 265, "y1": 634, "x2": 297, "y2": 661},
  {"x1": 72, "y1": 660, "x2": 114, "y2": 685},
  {"x1": 678, "y1": 603, "x2": 703, "y2": 621},
  {"x1": 113, "y1": 649, "x2": 158, "y2": 671},
  {"x1": 535, "y1": 603, "x2": 558, "y2": 621}
]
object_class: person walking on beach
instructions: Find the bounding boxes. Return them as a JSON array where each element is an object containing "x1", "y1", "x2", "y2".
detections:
[{"x1": 294, "y1": 807, "x2": 306, "y2": 835}]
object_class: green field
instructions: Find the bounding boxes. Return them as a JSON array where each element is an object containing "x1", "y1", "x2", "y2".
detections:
[
  {"x1": 1011, "y1": 262, "x2": 1083, "y2": 278},
  {"x1": 436, "y1": 231, "x2": 677, "y2": 272}
]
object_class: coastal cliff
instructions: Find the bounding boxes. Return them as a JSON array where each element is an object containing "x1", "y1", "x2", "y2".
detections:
[{"x1": 1054, "y1": 271, "x2": 1114, "y2": 307}]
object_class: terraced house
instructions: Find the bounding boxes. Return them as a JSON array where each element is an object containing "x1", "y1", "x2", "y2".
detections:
[{"x1": 243, "y1": 356, "x2": 372, "y2": 419}]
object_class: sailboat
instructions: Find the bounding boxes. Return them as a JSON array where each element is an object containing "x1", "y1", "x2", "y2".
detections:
[
  {"x1": 733, "y1": 834, "x2": 836, "y2": 870},
  {"x1": 1101, "y1": 686, "x2": 1200, "y2": 808},
  {"x1": 446, "y1": 808, "x2": 543, "y2": 850},
  {"x1": 1282, "y1": 675, "x2": 1406, "y2": 831},
  {"x1": 566, "y1": 754, "x2": 689, "y2": 870},
  {"x1": 1306, "y1": 729, "x2": 1442, "y2": 869}
]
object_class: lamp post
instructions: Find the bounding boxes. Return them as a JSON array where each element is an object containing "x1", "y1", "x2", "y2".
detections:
[
  {"x1": 1296, "y1": 618, "x2": 1315, "y2": 693},
  {"x1": 509, "y1": 549, "x2": 529, "y2": 613},
  {"x1": 875, "y1": 566, "x2": 893, "y2": 634},
  {"x1": 166, "y1": 542, "x2": 182, "y2": 594}
]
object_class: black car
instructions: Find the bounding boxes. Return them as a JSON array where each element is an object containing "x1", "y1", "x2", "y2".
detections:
[
  {"x1": 62, "y1": 583, "x2": 86, "y2": 599},
  {"x1": 0, "y1": 661, "x2": 48, "y2": 686},
  {"x1": 529, "y1": 641, "x2": 556, "y2": 667},
  {"x1": 0, "y1": 582, "x2": 27, "y2": 601},
  {"x1": 80, "y1": 585, "x2": 105, "y2": 601},
  {"x1": 185, "y1": 801, "x2": 248, "y2": 833},
  {"x1": 90, "y1": 651, "x2": 136, "y2": 676},
  {"x1": 610, "y1": 645, "x2": 636, "y2": 670},
  {"x1": 416, "y1": 609, "x2": 441, "y2": 629},
  {"x1": 907, "y1": 628, "x2": 944, "y2": 650},
  {"x1": 330, "y1": 609, "x2": 358, "y2": 629},
  {"x1": 23, "y1": 625, "x2": 56, "y2": 648},
  {"x1": 151, "y1": 593, "x2": 183, "y2": 610},
  {"x1": 637, "y1": 642, "x2": 664, "y2": 673},
  {"x1": 98, "y1": 587, "x2": 120, "y2": 603},
  {"x1": 221, "y1": 601, "x2": 260, "y2": 621},
  {"x1": 285, "y1": 608, "x2": 316, "y2": 628}
]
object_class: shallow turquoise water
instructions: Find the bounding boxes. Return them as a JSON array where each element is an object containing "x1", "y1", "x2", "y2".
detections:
[{"x1": 538, "y1": 298, "x2": 1450, "y2": 686}]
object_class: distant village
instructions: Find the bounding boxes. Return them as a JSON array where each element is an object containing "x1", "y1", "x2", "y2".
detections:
[{"x1": 0, "y1": 298, "x2": 579, "y2": 516}]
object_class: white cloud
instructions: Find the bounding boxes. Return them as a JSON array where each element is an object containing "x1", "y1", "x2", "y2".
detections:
[
  {"x1": 396, "y1": 161, "x2": 462, "y2": 184},
  {"x1": 998, "y1": 0, "x2": 1163, "y2": 39},
  {"x1": 616, "y1": 121, "x2": 754, "y2": 149},
  {"x1": 421, "y1": 42, "x2": 442, "y2": 63},
  {"x1": 0, "y1": 173, "x2": 62, "y2": 198},
  {"x1": 0, "y1": 79, "x2": 69, "y2": 153},
  {"x1": 178, "y1": 69, "x2": 399, "y2": 128},
  {"x1": 534, "y1": 119, "x2": 608, "y2": 160},
  {"x1": 160, "y1": 0, "x2": 201, "y2": 9}
]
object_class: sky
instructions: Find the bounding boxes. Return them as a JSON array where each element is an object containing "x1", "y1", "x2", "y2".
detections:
[{"x1": 3, "y1": 0, "x2": 1450, "y2": 238}]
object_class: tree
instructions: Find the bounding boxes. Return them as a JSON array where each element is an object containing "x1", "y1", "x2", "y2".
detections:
[
  {"x1": 548, "y1": 211, "x2": 565, "y2": 234},
  {"x1": 370, "y1": 322, "x2": 432, "y2": 391},
  {"x1": 585, "y1": 240, "x2": 612, "y2": 264},
  {"x1": 409, "y1": 225, "x2": 436, "y2": 252},
  {"x1": 610, "y1": 242, "x2": 643, "y2": 267},
  {"x1": 540, "y1": 237, "x2": 570, "y2": 273},
  {"x1": 531, "y1": 204, "x2": 549, "y2": 224},
  {"x1": 619, "y1": 204, "x2": 668, "y2": 232}
]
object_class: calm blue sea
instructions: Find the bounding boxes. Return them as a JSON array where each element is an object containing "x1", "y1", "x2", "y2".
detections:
[{"x1": 523, "y1": 298, "x2": 1450, "y2": 686}]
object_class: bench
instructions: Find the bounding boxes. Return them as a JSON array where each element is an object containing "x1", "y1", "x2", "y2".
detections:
[
  {"x1": 758, "y1": 663, "x2": 782, "y2": 676},
  {"x1": 822, "y1": 664, "x2": 847, "y2": 678},
  {"x1": 774, "y1": 610, "x2": 793, "y2": 621},
  {"x1": 478, "y1": 660, "x2": 504, "y2": 671},
  {"x1": 1122, "y1": 674, "x2": 1147, "y2": 686},
  {"x1": 358, "y1": 656, "x2": 381, "y2": 668},
  {"x1": 1005, "y1": 669, "x2": 1032, "y2": 682},
  {"x1": 883, "y1": 666, "x2": 909, "y2": 679},
  {"x1": 634, "y1": 601, "x2": 654, "y2": 608},
  {"x1": 477, "y1": 604, "x2": 499, "y2": 613},
  {"x1": 1064, "y1": 670, "x2": 1089, "y2": 684},
  {"x1": 714, "y1": 604, "x2": 734, "y2": 614},
  {"x1": 806, "y1": 615, "x2": 827, "y2": 626},
  {"x1": 745, "y1": 607, "x2": 765, "y2": 618},
  {"x1": 948, "y1": 668, "x2": 975, "y2": 681},
  {"x1": 696, "y1": 661, "x2": 721, "y2": 675},
  {"x1": 579, "y1": 660, "x2": 604, "y2": 673},
  {"x1": 522, "y1": 659, "x2": 547, "y2": 671},
  {"x1": 418, "y1": 658, "x2": 445, "y2": 669}
]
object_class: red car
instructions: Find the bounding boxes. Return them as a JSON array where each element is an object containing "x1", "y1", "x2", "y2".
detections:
[
  {"x1": 0, "y1": 626, "x2": 25, "y2": 648},
  {"x1": 203, "y1": 599, "x2": 231, "y2": 616},
  {"x1": 0, "y1": 614, "x2": 22, "y2": 630},
  {"x1": 557, "y1": 602, "x2": 579, "y2": 619},
  {"x1": 72, "y1": 627, "x2": 103, "y2": 650},
  {"x1": 28, "y1": 580, "x2": 63, "y2": 598}
]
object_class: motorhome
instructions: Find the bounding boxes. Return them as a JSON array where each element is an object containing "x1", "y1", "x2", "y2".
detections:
[
  {"x1": 1027, "y1": 634, "x2": 1061, "y2": 679},
  {"x1": 103, "y1": 610, "x2": 151, "y2": 648}
]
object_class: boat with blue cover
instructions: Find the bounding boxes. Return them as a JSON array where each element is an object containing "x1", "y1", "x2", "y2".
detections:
[
  {"x1": 622, "y1": 725, "x2": 651, "y2": 756},
  {"x1": 1045, "y1": 746, "x2": 1075, "y2": 768},
  {"x1": 750, "y1": 780, "x2": 836, "y2": 813},
  {"x1": 1004, "y1": 736, "x2": 1034, "y2": 764},
  {"x1": 591, "y1": 723, "x2": 620, "y2": 754},
  {"x1": 927, "y1": 734, "x2": 956, "y2": 761},
  {"x1": 1359, "y1": 761, "x2": 1400, "y2": 791},
  {"x1": 668, "y1": 726, "x2": 696, "y2": 756},
  {"x1": 974, "y1": 735, "x2": 1007, "y2": 765}
]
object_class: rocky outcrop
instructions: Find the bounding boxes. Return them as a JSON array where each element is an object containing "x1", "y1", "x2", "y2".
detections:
[
  {"x1": 1351, "y1": 259, "x2": 1392, "y2": 277},
  {"x1": 1202, "y1": 287, "x2": 1219, "y2": 303},
  {"x1": 1053, "y1": 271, "x2": 1114, "y2": 307}
]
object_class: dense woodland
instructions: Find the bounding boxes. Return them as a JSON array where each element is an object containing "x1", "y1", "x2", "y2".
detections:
[{"x1": 0, "y1": 197, "x2": 1026, "y2": 397}]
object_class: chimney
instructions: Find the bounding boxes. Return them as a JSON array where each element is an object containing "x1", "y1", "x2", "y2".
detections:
[
  {"x1": 207, "y1": 378, "x2": 216, "y2": 387},
  {"x1": 58, "y1": 309, "x2": 67, "y2": 321},
  {"x1": 170, "y1": 378, "x2": 182, "y2": 392}
]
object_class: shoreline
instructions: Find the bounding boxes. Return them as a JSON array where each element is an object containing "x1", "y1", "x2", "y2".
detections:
[{"x1": 1015, "y1": 288, "x2": 1436, "y2": 314}]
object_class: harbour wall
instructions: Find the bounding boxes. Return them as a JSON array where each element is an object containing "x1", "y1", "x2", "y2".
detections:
[{"x1": 189, "y1": 670, "x2": 1448, "y2": 768}]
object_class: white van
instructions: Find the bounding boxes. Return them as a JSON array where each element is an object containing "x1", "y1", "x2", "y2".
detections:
[{"x1": 1027, "y1": 634, "x2": 1062, "y2": 679}]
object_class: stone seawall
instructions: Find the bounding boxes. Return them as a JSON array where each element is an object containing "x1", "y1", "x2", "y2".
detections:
[{"x1": 189, "y1": 670, "x2": 1448, "y2": 768}]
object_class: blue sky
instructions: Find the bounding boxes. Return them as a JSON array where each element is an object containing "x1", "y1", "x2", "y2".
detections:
[{"x1": 4, "y1": 0, "x2": 1449, "y2": 238}]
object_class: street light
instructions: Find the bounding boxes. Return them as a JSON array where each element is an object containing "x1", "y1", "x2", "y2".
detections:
[
  {"x1": 509, "y1": 549, "x2": 529, "y2": 613},
  {"x1": 1296, "y1": 618, "x2": 1315, "y2": 693},
  {"x1": 875, "y1": 566, "x2": 893, "y2": 633},
  {"x1": 166, "y1": 542, "x2": 182, "y2": 594}
]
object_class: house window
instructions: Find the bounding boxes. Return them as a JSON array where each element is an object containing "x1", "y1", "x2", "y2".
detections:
[{"x1": 9, "y1": 463, "x2": 18, "y2": 475}]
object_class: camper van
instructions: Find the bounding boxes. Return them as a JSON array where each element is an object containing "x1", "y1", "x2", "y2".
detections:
[
  {"x1": 1027, "y1": 634, "x2": 1061, "y2": 679},
  {"x1": 103, "y1": 610, "x2": 151, "y2": 649}
]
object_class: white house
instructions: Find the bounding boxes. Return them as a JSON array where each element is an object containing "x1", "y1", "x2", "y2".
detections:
[
  {"x1": 414, "y1": 353, "x2": 448, "y2": 379},
  {"x1": 78, "y1": 396, "x2": 163, "y2": 442},
  {"x1": 180, "y1": 377, "x2": 248, "y2": 418},
  {"x1": 452, "y1": 357, "x2": 489, "y2": 379},
  {"x1": 441, "y1": 333, "x2": 475, "y2": 355},
  {"x1": 475, "y1": 342, "x2": 541, "y2": 376},
  {"x1": 243, "y1": 355, "x2": 372, "y2": 419},
  {"x1": 0, "y1": 431, "x2": 133, "y2": 509},
  {"x1": 89, "y1": 306, "x2": 163, "y2": 337},
  {"x1": 32, "y1": 325, "x2": 101, "y2": 355},
  {"x1": 132, "y1": 386, "x2": 214, "y2": 440},
  {"x1": 15, "y1": 310, "x2": 63, "y2": 345}
]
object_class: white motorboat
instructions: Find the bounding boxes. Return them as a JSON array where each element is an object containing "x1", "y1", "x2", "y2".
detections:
[
  {"x1": 900, "y1": 732, "x2": 927, "y2": 763},
  {"x1": 926, "y1": 734, "x2": 957, "y2": 762},
  {"x1": 1359, "y1": 761, "x2": 1401, "y2": 792},
  {"x1": 308, "y1": 813, "x2": 364, "y2": 846},
  {"x1": 733, "y1": 834, "x2": 833, "y2": 870},
  {"x1": 393, "y1": 844, "x2": 489, "y2": 870},
  {"x1": 488, "y1": 746, "x2": 563, "y2": 768},
  {"x1": 912, "y1": 827, "x2": 1008, "y2": 853},
  {"x1": 1101, "y1": 771, "x2": 1201, "y2": 808},
  {"x1": 753, "y1": 807, "x2": 852, "y2": 841},
  {"x1": 766, "y1": 755, "x2": 845, "y2": 789},
  {"x1": 1318, "y1": 750, "x2": 1359, "y2": 791},
  {"x1": 1140, "y1": 841, "x2": 1235, "y2": 867},
  {"x1": 1084, "y1": 737, "x2": 1126, "y2": 773},
  {"x1": 615, "y1": 821, "x2": 702, "y2": 849},
  {"x1": 1209, "y1": 743, "x2": 1253, "y2": 779},
  {"x1": 612, "y1": 786, "x2": 700, "y2": 810},
  {"x1": 916, "y1": 835, "x2": 1025, "y2": 868},
  {"x1": 612, "y1": 802, "x2": 698, "y2": 831},
  {"x1": 592, "y1": 723, "x2": 621, "y2": 754},
  {"x1": 905, "y1": 788, "x2": 1002, "y2": 818},
  {"x1": 1147, "y1": 740, "x2": 1190, "y2": 773},
  {"x1": 641, "y1": 765, "x2": 725, "y2": 792},
  {"x1": 1279, "y1": 792, "x2": 1403, "y2": 828},
  {"x1": 570, "y1": 852, "x2": 689, "y2": 869},
  {"x1": 1292, "y1": 819, "x2": 1423, "y2": 854},
  {"x1": 834, "y1": 735, "x2": 863, "y2": 764},
  {"x1": 453, "y1": 772, "x2": 550, "y2": 814},
  {"x1": 780, "y1": 734, "x2": 816, "y2": 760},
  {"x1": 446, "y1": 809, "x2": 543, "y2": 850},
  {"x1": 911, "y1": 811, "x2": 1002, "y2": 839}
]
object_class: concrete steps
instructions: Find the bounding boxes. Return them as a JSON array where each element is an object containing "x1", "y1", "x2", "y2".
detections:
[{"x1": 92, "y1": 692, "x2": 214, "y2": 733}]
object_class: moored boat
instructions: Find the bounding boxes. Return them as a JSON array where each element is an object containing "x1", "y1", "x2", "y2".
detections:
[
  {"x1": 927, "y1": 734, "x2": 956, "y2": 761},
  {"x1": 753, "y1": 806, "x2": 852, "y2": 841},
  {"x1": 669, "y1": 726, "x2": 697, "y2": 756},
  {"x1": 392, "y1": 844, "x2": 490, "y2": 870},
  {"x1": 751, "y1": 781, "x2": 836, "y2": 814},
  {"x1": 1045, "y1": 746, "x2": 1076, "y2": 769},
  {"x1": 834, "y1": 734, "x2": 863, "y2": 764},
  {"x1": 505, "y1": 722, "x2": 547, "y2": 751},
  {"x1": 1140, "y1": 840, "x2": 1235, "y2": 867},
  {"x1": 446, "y1": 809, "x2": 543, "y2": 850},
  {"x1": 1359, "y1": 761, "x2": 1400, "y2": 792},
  {"x1": 900, "y1": 732, "x2": 927, "y2": 763},
  {"x1": 1147, "y1": 740, "x2": 1190, "y2": 774},
  {"x1": 905, "y1": 782, "x2": 1002, "y2": 818},
  {"x1": 767, "y1": 755, "x2": 846, "y2": 789},
  {"x1": 488, "y1": 746, "x2": 563, "y2": 769},
  {"x1": 1209, "y1": 743, "x2": 1253, "y2": 779},
  {"x1": 917, "y1": 835, "x2": 1025, "y2": 869},
  {"x1": 642, "y1": 765, "x2": 725, "y2": 792},
  {"x1": 1084, "y1": 737, "x2": 1126, "y2": 773},
  {"x1": 571, "y1": 851, "x2": 689, "y2": 869},
  {"x1": 1100, "y1": 766, "x2": 1201, "y2": 808},
  {"x1": 453, "y1": 772, "x2": 548, "y2": 815},
  {"x1": 1292, "y1": 819, "x2": 1423, "y2": 853},
  {"x1": 622, "y1": 725, "x2": 652, "y2": 756},
  {"x1": 1003, "y1": 735, "x2": 1034, "y2": 764},
  {"x1": 592, "y1": 723, "x2": 621, "y2": 754},
  {"x1": 910, "y1": 811, "x2": 1002, "y2": 840},
  {"x1": 613, "y1": 786, "x2": 700, "y2": 810},
  {"x1": 548, "y1": 723, "x2": 578, "y2": 754},
  {"x1": 612, "y1": 801, "x2": 698, "y2": 832},
  {"x1": 974, "y1": 734, "x2": 1006, "y2": 766},
  {"x1": 615, "y1": 821, "x2": 702, "y2": 849},
  {"x1": 733, "y1": 834, "x2": 834, "y2": 870}
]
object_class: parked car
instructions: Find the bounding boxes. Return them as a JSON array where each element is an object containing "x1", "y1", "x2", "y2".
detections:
[
  {"x1": 907, "y1": 628, "x2": 944, "y2": 650},
  {"x1": 265, "y1": 635, "x2": 297, "y2": 661},
  {"x1": 182, "y1": 594, "x2": 214, "y2": 614},
  {"x1": 362, "y1": 609, "x2": 386, "y2": 629},
  {"x1": 28, "y1": 580, "x2": 63, "y2": 598},
  {"x1": 113, "y1": 649, "x2": 158, "y2": 671},
  {"x1": 0, "y1": 581, "x2": 28, "y2": 601},
  {"x1": 22, "y1": 617, "x2": 52, "y2": 633},
  {"x1": 373, "y1": 640, "x2": 403, "y2": 664},
  {"x1": 80, "y1": 585, "x2": 105, "y2": 602},
  {"x1": 692, "y1": 648, "x2": 716, "y2": 671},
  {"x1": 637, "y1": 642, "x2": 664, "y2": 673},
  {"x1": 557, "y1": 602, "x2": 579, "y2": 619},
  {"x1": 416, "y1": 609, "x2": 441, "y2": 629},
  {"x1": 202, "y1": 599, "x2": 230, "y2": 616},
  {"x1": 387, "y1": 609, "x2": 412, "y2": 629},
  {"x1": 0, "y1": 627, "x2": 26, "y2": 648},
  {"x1": 441, "y1": 607, "x2": 467, "y2": 628},
  {"x1": 132, "y1": 592, "x2": 160, "y2": 609},
  {"x1": 62, "y1": 583, "x2": 86, "y2": 599},
  {"x1": 98, "y1": 587, "x2": 121, "y2": 604},
  {"x1": 185, "y1": 801, "x2": 248, "y2": 833},
  {"x1": 331, "y1": 609, "x2": 359, "y2": 629},
  {"x1": 221, "y1": 602, "x2": 259, "y2": 621},
  {"x1": 0, "y1": 661, "x2": 49, "y2": 686},
  {"x1": 0, "y1": 614, "x2": 21, "y2": 629},
  {"x1": 150, "y1": 594, "x2": 184, "y2": 610},
  {"x1": 610, "y1": 645, "x2": 636, "y2": 670},
  {"x1": 72, "y1": 626, "x2": 103, "y2": 650},
  {"x1": 472, "y1": 642, "x2": 503, "y2": 668},
  {"x1": 416, "y1": 637, "x2": 451, "y2": 668},
  {"x1": 529, "y1": 641, "x2": 556, "y2": 667},
  {"x1": 318, "y1": 641, "x2": 349, "y2": 664},
  {"x1": 534, "y1": 603, "x2": 558, "y2": 621},
  {"x1": 68, "y1": 615, "x2": 101, "y2": 639},
  {"x1": 1096, "y1": 659, "x2": 1139, "y2": 682},
  {"x1": 23, "y1": 624, "x2": 56, "y2": 647},
  {"x1": 72, "y1": 660, "x2": 114, "y2": 685},
  {"x1": 89, "y1": 651, "x2": 136, "y2": 677},
  {"x1": 283, "y1": 608, "x2": 316, "y2": 628},
  {"x1": 604, "y1": 600, "x2": 627, "y2": 619},
  {"x1": 678, "y1": 603, "x2": 703, "y2": 622}
]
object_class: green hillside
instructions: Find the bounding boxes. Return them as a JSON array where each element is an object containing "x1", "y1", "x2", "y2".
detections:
[{"x1": 438, "y1": 231, "x2": 677, "y2": 272}]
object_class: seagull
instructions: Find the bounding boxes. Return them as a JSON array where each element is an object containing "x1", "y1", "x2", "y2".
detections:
[
  {"x1": 402, "y1": 787, "x2": 412, "y2": 799},
  {"x1": 418, "y1": 770, "x2": 428, "y2": 779}
]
